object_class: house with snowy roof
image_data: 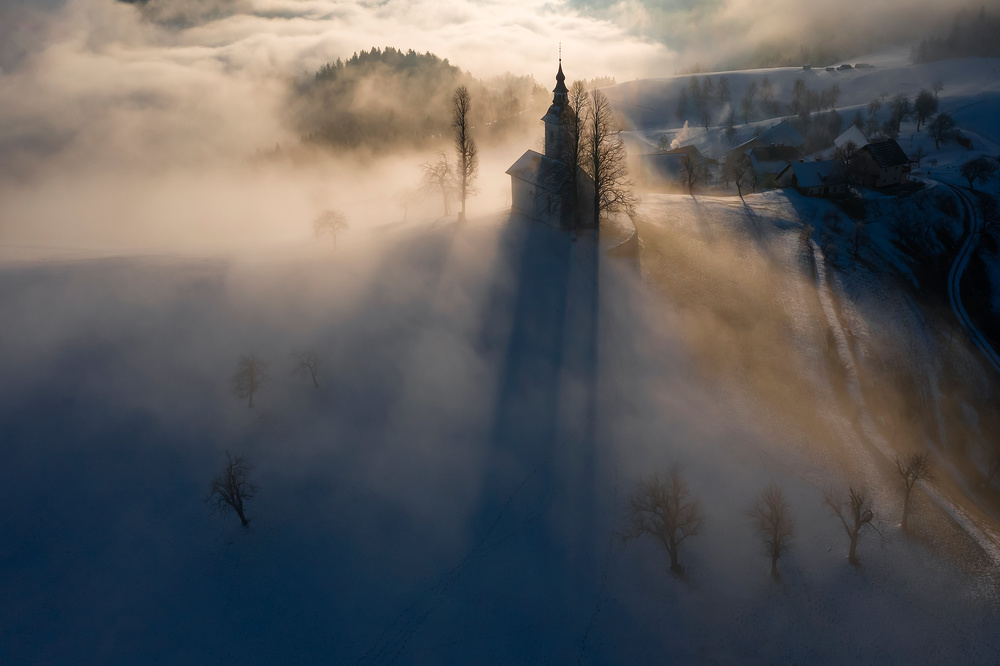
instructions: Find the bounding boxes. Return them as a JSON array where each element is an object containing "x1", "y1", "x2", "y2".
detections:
[
  {"x1": 777, "y1": 160, "x2": 847, "y2": 197},
  {"x1": 833, "y1": 125, "x2": 869, "y2": 151},
  {"x1": 639, "y1": 145, "x2": 716, "y2": 190},
  {"x1": 728, "y1": 120, "x2": 805, "y2": 159},
  {"x1": 506, "y1": 60, "x2": 595, "y2": 229},
  {"x1": 860, "y1": 138, "x2": 910, "y2": 188},
  {"x1": 747, "y1": 145, "x2": 800, "y2": 188}
]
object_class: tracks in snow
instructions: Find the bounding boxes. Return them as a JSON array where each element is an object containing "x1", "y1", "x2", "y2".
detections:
[{"x1": 945, "y1": 183, "x2": 1000, "y2": 374}]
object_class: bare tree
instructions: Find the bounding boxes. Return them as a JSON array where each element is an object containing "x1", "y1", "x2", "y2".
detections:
[
  {"x1": 913, "y1": 145, "x2": 926, "y2": 168},
  {"x1": 699, "y1": 106, "x2": 712, "y2": 130},
  {"x1": 961, "y1": 156, "x2": 997, "y2": 191},
  {"x1": 864, "y1": 115, "x2": 882, "y2": 140},
  {"x1": 313, "y1": 210, "x2": 350, "y2": 250},
  {"x1": 676, "y1": 87, "x2": 689, "y2": 121},
  {"x1": 894, "y1": 453, "x2": 931, "y2": 532},
  {"x1": 824, "y1": 487, "x2": 880, "y2": 565},
  {"x1": 452, "y1": 85, "x2": 479, "y2": 222},
  {"x1": 914, "y1": 89, "x2": 938, "y2": 131},
  {"x1": 231, "y1": 353, "x2": 267, "y2": 408},
  {"x1": 560, "y1": 80, "x2": 589, "y2": 222},
  {"x1": 835, "y1": 140, "x2": 864, "y2": 186},
  {"x1": 932, "y1": 79, "x2": 944, "y2": 99},
  {"x1": 681, "y1": 154, "x2": 711, "y2": 195},
  {"x1": 747, "y1": 482, "x2": 796, "y2": 580},
  {"x1": 868, "y1": 94, "x2": 886, "y2": 118},
  {"x1": 420, "y1": 152, "x2": 453, "y2": 216},
  {"x1": 928, "y1": 112, "x2": 956, "y2": 150},
  {"x1": 292, "y1": 351, "x2": 319, "y2": 388},
  {"x1": 584, "y1": 89, "x2": 637, "y2": 225},
  {"x1": 722, "y1": 152, "x2": 750, "y2": 198},
  {"x1": 207, "y1": 451, "x2": 258, "y2": 527},
  {"x1": 623, "y1": 465, "x2": 704, "y2": 574},
  {"x1": 393, "y1": 188, "x2": 420, "y2": 222},
  {"x1": 717, "y1": 75, "x2": 731, "y2": 106},
  {"x1": 748, "y1": 164, "x2": 764, "y2": 193}
]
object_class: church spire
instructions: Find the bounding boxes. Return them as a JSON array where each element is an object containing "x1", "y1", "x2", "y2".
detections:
[{"x1": 553, "y1": 46, "x2": 568, "y2": 105}]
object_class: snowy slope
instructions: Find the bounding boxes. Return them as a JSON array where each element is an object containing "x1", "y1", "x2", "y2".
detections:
[
  {"x1": 4, "y1": 54, "x2": 1000, "y2": 664},
  {"x1": 605, "y1": 55, "x2": 1000, "y2": 161},
  {"x1": 3, "y1": 203, "x2": 1000, "y2": 663}
]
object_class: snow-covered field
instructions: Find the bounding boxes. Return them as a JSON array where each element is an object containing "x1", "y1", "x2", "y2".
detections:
[
  {"x1": 2, "y1": 202, "x2": 1000, "y2": 663},
  {"x1": 4, "y1": 54, "x2": 1000, "y2": 663}
]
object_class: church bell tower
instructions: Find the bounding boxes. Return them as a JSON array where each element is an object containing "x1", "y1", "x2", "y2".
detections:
[{"x1": 542, "y1": 53, "x2": 569, "y2": 159}]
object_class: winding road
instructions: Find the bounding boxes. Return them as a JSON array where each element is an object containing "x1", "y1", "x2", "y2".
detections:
[
  {"x1": 944, "y1": 181, "x2": 1000, "y2": 374},
  {"x1": 944, "y1": 183, "x2": 1000, "y2": 372}
]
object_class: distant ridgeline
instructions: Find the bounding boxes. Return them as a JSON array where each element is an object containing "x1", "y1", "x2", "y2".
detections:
[
  {"x1": 911, "y1": 8, "x2": 1000, "y2": 63},
  {"x1": 291, "y1": 47, "x2": 549, "y2": 150}
]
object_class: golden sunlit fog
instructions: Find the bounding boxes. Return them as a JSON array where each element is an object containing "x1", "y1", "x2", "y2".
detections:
[{"x1": 3, "y1": 0, "x2": 1000, "y2": 663}]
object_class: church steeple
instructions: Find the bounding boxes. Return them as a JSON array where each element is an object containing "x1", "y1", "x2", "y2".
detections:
[
  {"x1": 553, "y1": 50, "x2": 568, "y2": 105},
  {"x1": 542, "y1": 50, "x2": 569, "y2": 159}
]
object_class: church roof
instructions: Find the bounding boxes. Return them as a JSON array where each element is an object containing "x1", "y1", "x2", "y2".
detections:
[{"x1": 506, "y1": 149, "x2": 569, "y2": 191}]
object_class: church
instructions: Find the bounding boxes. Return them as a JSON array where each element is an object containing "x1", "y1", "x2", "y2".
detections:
[{"x1": 506, "y1": 60, "x2": 596, "y2": 230}]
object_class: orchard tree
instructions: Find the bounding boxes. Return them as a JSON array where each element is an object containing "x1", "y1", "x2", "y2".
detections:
[
  {"x1": 420, "y1": 152, "x2": 453, "y2": 216},
  {"x1": 961, "y1": 156, "x2": 997, "y2": 191},
  {"x1": 207, "y1": 451, "x2": 258, "y2": 527},
  {"x1": 928, "y1": 113, "x2": 956, "y2": 149},
  {"x1": 681, "y1": 154, "x2": 711, "y2": 194},
  {"x1": 452, "y1": 85, "x2": 479, "y2": 221},
  {"x1": 747, "y1": 482, "x2": 795, "y2": 580},
  {"x1": 717, "y1": 75, "x2": 731, "y2": 106},
  {"x1": 894, "y1": 453, "x2": 931, "y2": 532},
  {"x1": 825, "y1": 486, "x2": 880, "y2": 565},
  {"x1": 721, "y1": 151, "x2": 749, "y2": 197},
  {"x1": 889, "y1": 94, "x2": 912, "y2": 134},
  {"x1": 623, "y1": 465, "x2": 704, "y2": 574},
  {"x1": 313, "y1": 210, "x2": 350, "y2": 249},
  {"x1": 231, "y1": 353, "x2": 267, "y2": 408},
  {"x1": 914, "y1": 89, "x2": 938, "y2": 131},
  {"x1": 291, "y1": 351, "x2": 320, "y2": 388}
]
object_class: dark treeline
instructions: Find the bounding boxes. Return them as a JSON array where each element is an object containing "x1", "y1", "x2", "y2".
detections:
[
  {"x1": 289, "y1": 47, "x2": 549, "y2": 151},
  {"x1": 911, "y1": 7, "x2": 1000, "y2": 63}
]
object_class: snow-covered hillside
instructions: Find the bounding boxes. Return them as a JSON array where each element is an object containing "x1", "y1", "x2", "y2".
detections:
[
  {"x1": 4, "y1": 54, "x2": 1000, "y2": 664},
  {"x1": 605, "y1": 50, "x2": 1000, "y2": 167},
  {"x1": 2, "y1": 204, "x2": 1000, "y2": 663}
]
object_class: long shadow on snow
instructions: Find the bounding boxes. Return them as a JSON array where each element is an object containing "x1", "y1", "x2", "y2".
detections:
[{"x1": 358, "y1": 216, "x2": 603, "y2": 663}]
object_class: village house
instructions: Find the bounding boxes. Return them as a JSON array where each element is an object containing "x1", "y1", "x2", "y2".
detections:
[
  {"x1": 777, "y1": 160, "x2": 847, "y2": 197},
  {"x1": 746, "y1": 145, "x2": 801, "y2": 189},
  {"x1": 506, "y1": 60, "x2": 596, "y2": 229},
  {"x1": 860, "y1": 138, "x2": 911, "y2": 188},
  {"x1": 728, "y1": 120, "x2": 806, "y2": 160},
  {"x1": 833, "y1": 125, "x2": 869, "y2": 152},
  {"x1": 639, "y1": 145, "x2": 716, "y2": 191}
]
